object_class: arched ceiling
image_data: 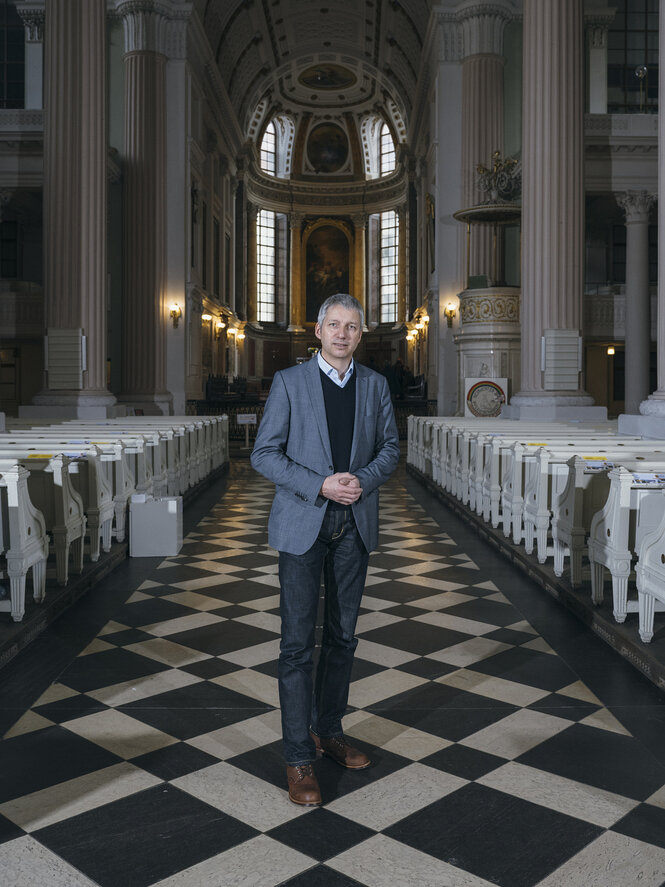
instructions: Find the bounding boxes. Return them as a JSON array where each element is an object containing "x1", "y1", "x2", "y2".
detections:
[{"x1": 198, "y1": 0, "x2": 432, "y2": 135}]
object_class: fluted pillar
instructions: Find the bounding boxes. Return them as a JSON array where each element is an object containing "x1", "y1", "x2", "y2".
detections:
[
  {"x1": 247, "y1": 203, "x2": 258, "y2": 325},
  {"x1": 617, "y1": 192, "x2": 655, "y2": 415},
  {"x1": 352, "y1": 214, "x2": 367, "y2": 323},
  {"x1": 22, "y1": 0, "x2": 116, "y2": 417},
  {"x1": 288, "y1": 213, "x2": 305, "y2": 331},
  {"x1": 459, "y1": 2, "x2": 513, "y2": 281},
  {"x1": 118, "y1": 1, "x2": 171, "y2": 414},
  {"x1": 506, "y1": 0, "x2": 602, "y2": 418},
  {"x1": 637, "y1": 0, "x2": 665, "y2": 420},
  {"x1": 16, "y1": 6, "x2": 44, "y2": 109}
]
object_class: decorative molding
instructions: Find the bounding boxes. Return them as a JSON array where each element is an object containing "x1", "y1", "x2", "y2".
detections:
[
  {"x1": 113, "y1": 0, "x2": 192, "y2": 57},
  {"x1": 460, "y1": 291, "x2": 520, "y2": 324},
  {"x1": 436, "y1": 15, "x2": 463, "y2": 62},
  {"x1": 0, "y1": 109, "x2": 44, "y2": 130}
]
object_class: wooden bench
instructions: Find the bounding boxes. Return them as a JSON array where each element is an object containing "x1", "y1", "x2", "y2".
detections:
[{"x1": 0, "y1": 460, "x2": 49, "y2": 622}]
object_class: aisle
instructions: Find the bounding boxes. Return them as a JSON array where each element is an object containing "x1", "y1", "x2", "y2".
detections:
[{"x1": 2, "y1": 462, "x2": 665, "y2": 887}]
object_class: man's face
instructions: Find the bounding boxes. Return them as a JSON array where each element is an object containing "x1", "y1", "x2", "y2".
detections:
[{"x1": 315, "y1": 305, "x2": 363, "y2": 367}]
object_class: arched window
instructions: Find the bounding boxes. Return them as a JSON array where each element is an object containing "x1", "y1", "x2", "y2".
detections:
[
  {"x1": 379, "y1": 210, "x2": 398, "y2": 323},
  {"x1": 257, "y1": 210, "x2": 276, "y2": 322},
  {"x1": 380, "y1": 123, "x2": 396, "y2": 176},
  {"x1": 260, "y1": 121, "x2": 276, "y2": 175}
]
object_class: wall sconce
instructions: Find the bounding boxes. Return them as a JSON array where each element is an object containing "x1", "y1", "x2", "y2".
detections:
[
  {"x1": 607, "y1": 346, "x2": 615, "y2": 356},
  {"x1": 170, "y1": 303, "x2": 182, "y2": 328},
  {"x1": 444, "y1": 302, "x2": 457, "y2": 328},
  {"x1": 215, "y1": 319, "x2": 226, "y2": 340},
  {"x1": 237, "y1": 332, "x2": 246, "y2": 341},
  {"x1": 227, "y1": 327, "x2": 237, "y2": 337},
  {"x1": 201, "y1": 313, "x2": 213, "y2": 323}
]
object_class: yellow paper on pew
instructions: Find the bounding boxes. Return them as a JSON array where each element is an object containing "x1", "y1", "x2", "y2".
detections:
[
  {"x1": 26, "y1": 453, "x2": 53, "y2": 458},
  {"x1": 582, "y1": 456, "x2": 607, "y2": 460},
  {"x1": 527, "y1": 443, "x2": 548, "y2": 446}
]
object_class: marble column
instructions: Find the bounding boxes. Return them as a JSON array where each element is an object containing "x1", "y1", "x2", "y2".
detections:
[
  {"x1": 506, "y1": 0, "x2": 603, "y2": 419},
  {"x1": 16, "y1": 6, "x2": 43, "y2": 109},
  {"x1": 22, "y1": 0, "x2": 117, "y2": 418},
  {"x1": 585, "y1": 10, "x2": 615, "y2": 114},
  {"x1": 617, "y1": 192, "x2": 655, "y2": 415},
  {"x1": 636, "y1": 0, "x2": 665, "y2": 423},
  {"x1": 459, "y1": 1, "x2": 513, "y2": 281},
  {"x1": 118, "y1": 0, "x2": 171, "y2": 414},
  {"x1": 247, "y1": 203, "x2": 258, "y2": 325},
  {"x1": 352, "y1": 214, "x2": 367, "y2": 323},
  {"x1": 288, "y1": 213, "x2": 305, "y2": 331}
]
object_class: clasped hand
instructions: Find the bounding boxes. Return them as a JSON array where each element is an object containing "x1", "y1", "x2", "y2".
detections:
[{"x1": 321, "y1": 472, "x2": 362, "y2": 504}]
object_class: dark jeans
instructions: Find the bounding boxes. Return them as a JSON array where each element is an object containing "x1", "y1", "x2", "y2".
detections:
[{"x1": 278, "y1": 506, "x2": 370, "y2": 766}]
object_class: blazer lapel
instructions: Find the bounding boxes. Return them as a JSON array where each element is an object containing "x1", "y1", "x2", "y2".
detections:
[
  {"x1": 305, "y1": 357, "x2": 333, "y2": 465},
  {"x1": 349, "y1": 364, "x2": 366, "y2": 471}
]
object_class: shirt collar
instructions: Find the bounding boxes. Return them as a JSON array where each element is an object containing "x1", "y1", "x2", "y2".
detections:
[{"x1": 317, "y1": 351, "x2": 354, "y2": 388}]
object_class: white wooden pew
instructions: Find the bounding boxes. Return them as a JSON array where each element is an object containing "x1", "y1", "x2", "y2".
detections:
[
  {"x1": 0, "y1": 460, "x2": 49, "y2": 622},
  {"x1": 588, "y1": 467, "x2": 665, "y2": 623},
  {"x1": 0, "y1": 450, "x2": 85, "y2": 586},
  {"x1": 4, "y1": 431, "x2": 139, "y2": 541},
  {"x1": 516, "y1": 439, "x2": 665, "y2": 556},
  {"x1": 551, "y1": 455, "x2": 665, "y2": 587},
  {"x1": 635, "y1": 504, "x2": 665, "y2": 642},
  {"x1": 0, "y1": 439, "x2": 115, "y2": 561}
]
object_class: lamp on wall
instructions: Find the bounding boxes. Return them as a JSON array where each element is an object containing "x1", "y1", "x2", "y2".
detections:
[
  {"x1": 215, "y1": 319, "x2": 226, "y2": 340},
  {"x1": 170, "y1": 303, "x2": 182, "y2": 328},
  {"x1": 607, "y1": 346, "x2": 615, "y2": 356},
  {"x1": 444, "y1": 302, "x2": 457, "y2": 328},
  {"x1": 237, "y1": 331, "x2": 246, "y2": 341},
  {"x1": 201, "y1": 313, "x2": 213, "y2": 323}
]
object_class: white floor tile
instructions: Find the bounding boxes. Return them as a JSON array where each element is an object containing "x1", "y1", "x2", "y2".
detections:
[
  {"x1": 62, "y1": 709, "x2": 178, "y2": 758},
  {"x1": 348, "y1": 668, "x2": 427, "y2": 708},
  {"x1": 153, "y1": 835, "x2": 314, "y2": 887},
  {"x1": 461, "y1": 708, "x2": 572, "y2": 759},
  {"x1": 535, "y1": 831, "x2": 665, "y2": 887},
  {"x1": 187, "y1": 710, "x2": 283, "y2": 760},
  {"x1": 0, "y1": 836, "x2": 99, "y2": 886},
  {"x1": 329, "y1": 834, "x2": 496, "y2": 887},
  {"x1": 437, "y1": 668, "x2": 551, "y2": 707},
  {"x1": 478, "y1": 761, "x2": 639, "y2": 828},
  {"x1": 211, "y1": 668, "x2": 280, "y2": 707}
]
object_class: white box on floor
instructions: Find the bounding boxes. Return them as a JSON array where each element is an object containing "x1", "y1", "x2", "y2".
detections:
[{"x1": 129, "y1": 495, "x2": 183, "y2": 557}]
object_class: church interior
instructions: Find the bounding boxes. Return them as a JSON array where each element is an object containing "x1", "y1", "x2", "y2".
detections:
[{"x1": 4, "y1": 0, "x2": 665, "y2": 884}]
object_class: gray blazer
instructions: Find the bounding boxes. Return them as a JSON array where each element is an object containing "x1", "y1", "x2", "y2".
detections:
[{"x1": 251, "y1": 357, "x2": 400, "y2": 555}]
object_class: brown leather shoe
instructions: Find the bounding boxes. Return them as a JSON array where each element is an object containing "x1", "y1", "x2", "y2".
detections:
[
  {"x1": 311, "y1": 732, "x2": 371, "y2": 770},
  {"x1": 286, "y1": 764, "x2": 322, "y2": 806}
]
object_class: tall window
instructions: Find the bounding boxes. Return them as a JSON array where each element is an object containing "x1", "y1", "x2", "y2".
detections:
[
  {"x1": 607, "y1": 1, "x2": 659, "y2": 113},
  {"x1": 380, "y1": 122, "x2": 396, "y2": 175},
  {"x1": 260, "y1": 121, "x2": 276, "y2": 175},
  {"x1": 257, "y1": 210, "x2": 276, "y2": 322},
  {"x1": 379, "y1": 210, "x2": 398, "y2": 323},
  {"x1": 0, "y1": 0, "x2": 24, "y2": 109}
]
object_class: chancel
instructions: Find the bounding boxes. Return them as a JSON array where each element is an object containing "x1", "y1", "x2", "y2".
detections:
[{"x1": 3, "y1": 1, "x2": 665, "y2": 884}]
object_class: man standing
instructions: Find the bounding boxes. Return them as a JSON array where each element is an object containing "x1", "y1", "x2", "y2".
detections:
[{"x1": 251, "y1": 293, "x2": 399, "y2": 806}]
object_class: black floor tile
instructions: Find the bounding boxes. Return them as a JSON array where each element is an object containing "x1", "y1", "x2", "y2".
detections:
[
  {"x1": 102, "y1": 628, "x2": 157, "y2": 646},
  {"x1": 358, "y1": 620, "x2": 473, "y2": 655},
  {"x1": 369, "y1": 681, "x2": 516, "y2": 742},
  {"x1": 180, "y1": 657, "x2": 243, "y2": 679},
  {"x1": 383, "y1": 782, "x2": 603, "y2": 887},
  {"x1": 420, "y1": 743, "x2": 505, "y2": 780},
  {"x1": 0, "y1": 812, "x2": 24, "y2": 845},
  {"x1": 279, "y1": 866, "x2": 366, "y2": 887},
  {"x1": 525, "y1": 693, "x2": 601, "y2": 721},
  {"x1": 395, "y1": 657, "x2": 456, "y2": 680},
  {"x1": 612, "y1": 802, "x2": 665, "y2": 849},
  {"x1": 33, "y1": 784, "x2": 258, "y2": 887},
  {"x1": 268, "y1": 808, "x2": 375, "y2": 861},
  {"x1": 119, "y1": 681, "x2": 273, "y2": 740},
  {"x1": 131, "y1": 741, "x2": 220, "y2": 780},
  {"x1": 444, "y1": 596, "x2": 520, "y2": 626},
  {"x1": 57, "y1": 647, "x2": 170, "y2": 694},
  {"x1": 32, "y1": 693, "x2": 107, "y2": 725},
  {"x1": 517, "y1": 722, "x2": 665, "y2": 800},
  {"x1": 167, "y1": 619, "x2": 278, "y2": 656},
  {"x1": 0, "y1": 725, "x2": 122, "y2": 803},
  {"x1": 470, "y1": 646, "x2": 579, "y2": 692}
]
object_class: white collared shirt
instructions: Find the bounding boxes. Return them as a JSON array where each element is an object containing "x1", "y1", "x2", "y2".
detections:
[{"x1": 317, "y1": 351, "x2": 355, "y2": 388}]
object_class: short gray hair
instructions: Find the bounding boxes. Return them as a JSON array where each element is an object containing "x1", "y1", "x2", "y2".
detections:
[{"x1": 317, "y1": 293, "x2": 364, "y2": 329}]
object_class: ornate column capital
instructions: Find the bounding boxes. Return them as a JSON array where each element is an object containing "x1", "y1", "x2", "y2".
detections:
[
  {"x1": 289, "y1": 211, "x2": 305, "y2": 229},
  {"x1": 15, "y1": 5, "x2": 44, "y2": 42},
  {"x1": 457, "y1": 1, "x2": 518, "y2": 57},
  {"x1": 617, "y1": 190, "x2": 657, "y2": 224},
  {"x1": 351, "y1": 212, "x2": 367, "y2": 229},
  {"x1": 113, "y1": 0, "x2": 191, "y2": 57},
  {"x1": 584, "y1": 10, "x2": 616, "y2": 50},
  {"x1": 247, "y1": 203, "x2": 258, "y2": 223}
]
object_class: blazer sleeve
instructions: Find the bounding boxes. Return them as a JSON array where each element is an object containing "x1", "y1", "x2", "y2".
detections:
[
  {"x1": 353, "y1": 374, "x2": 400, "y2": 495},
  {"x1": 250, "y1": 371, "x2": 326, "y2": 504}
]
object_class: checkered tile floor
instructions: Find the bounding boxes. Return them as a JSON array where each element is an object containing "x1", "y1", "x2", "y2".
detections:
[{"x1": 3, "y1": 462, "x2": 665, "y2": 886}]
